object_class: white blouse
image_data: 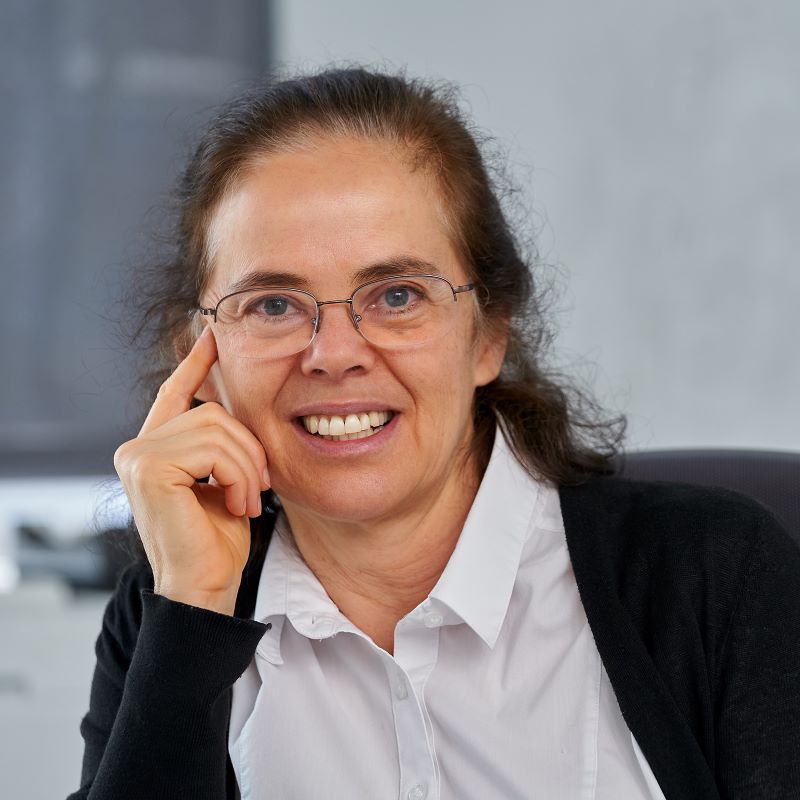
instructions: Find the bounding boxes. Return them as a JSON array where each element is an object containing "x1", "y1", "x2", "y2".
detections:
[{"x1": 229, "y1": 428, "x2": 667, "y2": 799}]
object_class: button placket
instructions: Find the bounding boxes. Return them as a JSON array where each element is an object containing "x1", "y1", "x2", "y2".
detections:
[
  {"x1": 388, "y1": 618, "x2": 440, "y2": 800},
  {"x1": 395, "y1": 676, "x2": 409, "y2": 700}
]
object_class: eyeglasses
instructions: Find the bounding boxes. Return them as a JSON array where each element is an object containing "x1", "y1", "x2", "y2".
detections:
[{"x1": 196, "y1": 274, "x2": 476, "y2": 359}]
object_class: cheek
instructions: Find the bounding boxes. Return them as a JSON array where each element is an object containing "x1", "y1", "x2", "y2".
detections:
[
  {"x1": 397, "y1": 335, "x2": 478, "y2": 424},
  {"x1": 215, "y1": 357, "x2": 287, "y2": 430}
]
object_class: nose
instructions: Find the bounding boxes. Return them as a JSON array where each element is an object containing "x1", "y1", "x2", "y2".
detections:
[{"x1": 299, "y1": 301, "x2": 376, "y2": 379}]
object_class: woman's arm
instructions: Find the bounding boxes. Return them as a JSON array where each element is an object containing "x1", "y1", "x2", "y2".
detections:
[
  {"x1": 67, "y1": 560, "x2": 267, "y2": 800},
  {"x1": 714, "y1": 512, "x2": 800, "y2": 799}
]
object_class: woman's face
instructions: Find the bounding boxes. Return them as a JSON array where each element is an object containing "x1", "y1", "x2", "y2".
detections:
[{"x1": 200, "y1": 136, "x2": 505, "y2": 523}]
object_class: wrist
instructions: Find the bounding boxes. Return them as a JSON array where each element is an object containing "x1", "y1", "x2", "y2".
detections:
[{"x1": 155, "y1": 585, "x2": 239, "y2": 616}]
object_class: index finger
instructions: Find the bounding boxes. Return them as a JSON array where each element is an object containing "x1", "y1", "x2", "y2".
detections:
[{"x1": 139, "y1": 325, "x2": 218, "y2": 436}]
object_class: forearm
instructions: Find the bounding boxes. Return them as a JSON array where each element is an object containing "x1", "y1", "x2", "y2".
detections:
[{"x1": 72, "y1": 590, "x2": 267, "y2": 800}]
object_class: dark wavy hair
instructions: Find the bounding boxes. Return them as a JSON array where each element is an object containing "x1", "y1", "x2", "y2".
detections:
[{"x1": 121, "y1": 67, "x2": 625, "y2": 567}]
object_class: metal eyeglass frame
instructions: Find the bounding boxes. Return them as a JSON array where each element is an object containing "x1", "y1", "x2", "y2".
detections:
[{"x1": 196, "y1": 274, "x2": 476, "y2": 342}]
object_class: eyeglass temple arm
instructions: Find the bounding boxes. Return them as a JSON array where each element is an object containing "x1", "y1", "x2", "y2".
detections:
[
  {"x1": 195, "y1": 308, "x2": 217, "y2": 322},
  {"x1": 453, "y1": 282, "x2": 475, "y2": 298}
]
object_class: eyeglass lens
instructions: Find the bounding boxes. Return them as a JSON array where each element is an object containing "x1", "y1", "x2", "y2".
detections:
[{"x1": 213, "y1": 275, "x2": 460, "y2": 359}]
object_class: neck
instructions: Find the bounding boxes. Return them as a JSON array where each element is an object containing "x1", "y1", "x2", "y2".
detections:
[{"x1": 280, "y1": 457, "x2": 481, "y2": 653}]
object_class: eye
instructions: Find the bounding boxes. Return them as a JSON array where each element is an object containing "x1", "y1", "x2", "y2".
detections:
[
  {"x1": 375, "y1": 282, "x2": 425, "y2": 309},
  {"x1": 383, "y1": 286, "x2": 413, "y2": 308},
  {"x1": 241, "y1": 292, "x2": 305, "y2": 320},
  {"x1": 355, "y1": 277, "x2": 437, "y2": 323},
  {"x1": 256, "y1": 295, "x2": 291, "y2": 316},
  {"x1": 216, "y1": 289, "x2": 315, "y2": 331}
]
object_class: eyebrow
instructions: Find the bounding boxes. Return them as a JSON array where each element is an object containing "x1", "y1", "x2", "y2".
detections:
[{"x1": 223, "y1": 256, "x2": 441, "y2": 297}]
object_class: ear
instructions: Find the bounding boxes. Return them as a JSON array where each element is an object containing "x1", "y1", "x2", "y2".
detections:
[{"x1": 472, "y1": 321, "x2": 509, "y2": 388}]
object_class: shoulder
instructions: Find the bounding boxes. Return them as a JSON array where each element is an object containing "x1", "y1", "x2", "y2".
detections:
[
  {"x1": 561, "y1": 473, "x2": 780, "y2": 525},
  {"x1": 560, "y1": 473, "x2": 790, "y2": 552},
  {"x1": 559, "y1": 475, "x2": 798, "y2": 613},
  {"x1": 559, "y1": 478, "x2": 800, "y2": 792}
]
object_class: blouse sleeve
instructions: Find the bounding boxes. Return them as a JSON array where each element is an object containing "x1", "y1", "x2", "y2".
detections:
[
  {"x1": 66, "y1": 561, "x2": 267, "y2": 800},
  {"x1": 714, "y1": 513, "x2": 800, "y2": 799}
]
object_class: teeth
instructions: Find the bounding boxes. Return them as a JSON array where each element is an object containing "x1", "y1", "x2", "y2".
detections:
[
  {"x1": 319, "y1": 427, "x2": 384, "y2": 441},
  {"x1": 302, "y1": 410, "x2": 392, "y2": 437}
]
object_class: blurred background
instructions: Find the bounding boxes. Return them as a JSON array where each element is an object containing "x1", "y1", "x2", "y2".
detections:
[{"x1": 1, "y1": 1, "x2": 798, "y2": 797}]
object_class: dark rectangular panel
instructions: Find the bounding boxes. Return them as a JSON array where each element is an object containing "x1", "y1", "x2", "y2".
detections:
[{"x1": 0, "y1": 0, "x2": 272, "y2": 476}]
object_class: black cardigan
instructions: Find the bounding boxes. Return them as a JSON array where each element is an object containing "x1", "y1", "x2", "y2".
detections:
[{"x1": 67, "y1": 478, "x2": 800, "y2": 800}]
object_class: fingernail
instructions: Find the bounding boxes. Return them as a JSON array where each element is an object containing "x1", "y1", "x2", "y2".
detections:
[{"x1": 262, "y1": 468, "x2": 270, "y2": 487}]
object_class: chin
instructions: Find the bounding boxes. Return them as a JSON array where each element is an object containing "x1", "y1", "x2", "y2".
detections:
[{"x1": 272, "y1": 468, "x2": 405, "y2": 525}]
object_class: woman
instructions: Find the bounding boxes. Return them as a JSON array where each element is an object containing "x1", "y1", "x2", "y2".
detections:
[{"x1": 69, "y1": 69, "x2": 799, "y2": 799}]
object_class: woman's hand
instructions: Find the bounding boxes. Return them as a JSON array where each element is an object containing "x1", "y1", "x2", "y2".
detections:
[{"x1": 114, "y1": 326, "x2": 270, "y2": 615}]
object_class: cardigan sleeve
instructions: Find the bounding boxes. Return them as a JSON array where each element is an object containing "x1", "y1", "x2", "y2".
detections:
[
  {"x1": 66, "y1": 560, "x2": 268, "y2": 800},
  {"x1": 714, "y1": 512, "x2": 800, "y2": 799}
]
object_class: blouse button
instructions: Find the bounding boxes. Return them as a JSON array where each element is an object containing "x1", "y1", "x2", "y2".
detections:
[
  {"x1": 424, "y1": 612, "x2": 443, "y2": 628},
  {"x1": 407, "y1": 783, "x2": 427, "y2": 800}
]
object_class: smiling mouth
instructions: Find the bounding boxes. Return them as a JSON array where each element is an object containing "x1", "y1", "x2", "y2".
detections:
[{"x1": 300, "y1": 411, "x2": 395, "y2": 441}]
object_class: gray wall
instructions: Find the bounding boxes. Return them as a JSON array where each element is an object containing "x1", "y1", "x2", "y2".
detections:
[{"x1": 275, "y1": 0, "x2": 800, "y2": 451}]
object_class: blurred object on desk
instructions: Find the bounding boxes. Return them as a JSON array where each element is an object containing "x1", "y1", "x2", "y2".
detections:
[{"x1": 0, "y1": 476, "x2": 132, "y2": 593}]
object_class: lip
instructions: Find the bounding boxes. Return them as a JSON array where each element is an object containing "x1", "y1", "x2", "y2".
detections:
[
  {"x1": 290, "y1": 401, "x2": 398, "y2": 419},
  {"x1": 291, "y1": 410, "x2": 399, "y2": 454}
]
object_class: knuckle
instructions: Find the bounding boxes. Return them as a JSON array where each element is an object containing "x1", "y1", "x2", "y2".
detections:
[
  {"x1": 207, "y1": 441, "x2": 230, "y2": 465},
  {"x1": 195, "y1": 401, "x2": 224, "y2": 423},
  {"x1": 126, "y1": 449, "x2": 160, "y2": 485},
  {"x1": 155, "y1": 379, "x2": 176, "y2": 400},
  {"x1": 113, "y1": 441, "x2": 132, "y2": 474},
  {"x1": 207, "y1": 426, "x2": 229, "y2": 449}
]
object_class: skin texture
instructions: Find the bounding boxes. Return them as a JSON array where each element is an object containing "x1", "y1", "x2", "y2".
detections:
[{"x1": 123, "y1": 135, "x2": 506, "y2": 649}]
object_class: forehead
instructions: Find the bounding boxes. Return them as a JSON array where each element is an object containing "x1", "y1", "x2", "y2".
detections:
[{"x1": 204, "y1": 137, "x2": 463, "y2": 296}]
